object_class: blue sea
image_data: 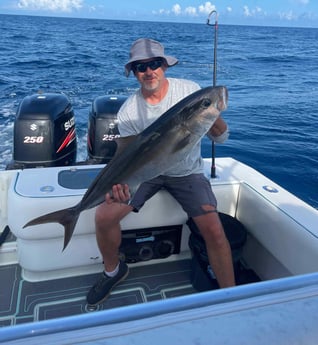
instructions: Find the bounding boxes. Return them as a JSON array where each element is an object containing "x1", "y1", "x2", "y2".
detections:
[{"x1": 1, "y1": 14, "x2": 317, "y2": 208}]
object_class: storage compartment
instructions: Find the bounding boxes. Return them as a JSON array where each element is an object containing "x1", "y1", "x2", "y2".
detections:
[
  {"x1": 8, "y1": 164, "x2": 189, "y2": 279},
  {"x1": 119, "y1": 225, "x2": 182, "y2": 263}
]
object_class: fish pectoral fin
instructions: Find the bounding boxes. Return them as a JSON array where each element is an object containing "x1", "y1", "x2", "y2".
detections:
[{"x1": 171, "y1": 134, "x2": 192, "y2": 153}]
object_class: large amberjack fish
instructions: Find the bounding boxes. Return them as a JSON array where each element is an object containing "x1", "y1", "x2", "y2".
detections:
[{"x1": 23, "y1": 86, "x2": 228, "y2": 250}]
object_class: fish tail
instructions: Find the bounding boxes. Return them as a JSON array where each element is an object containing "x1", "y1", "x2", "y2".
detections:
[{"x1": 23, "y1": 207, "x2": 80, "y2": 251}]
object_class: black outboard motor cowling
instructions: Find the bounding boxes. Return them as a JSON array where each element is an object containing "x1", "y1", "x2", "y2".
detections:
[
  {"x1": 87, "y1": 95, "x2": 127, "y2": 164},
  {"x1": 8, "y1": 93, "x2": 77, "y2": 169}
]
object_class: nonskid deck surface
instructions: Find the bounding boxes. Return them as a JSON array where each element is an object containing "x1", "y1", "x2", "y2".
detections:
[{"x1": 0, "y1": 259, "x2": 196, "y2": 327}]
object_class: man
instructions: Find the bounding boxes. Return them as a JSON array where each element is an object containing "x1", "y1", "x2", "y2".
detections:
[{"x1": 87, "y1": 38, "x2": 235, "y2": 306}]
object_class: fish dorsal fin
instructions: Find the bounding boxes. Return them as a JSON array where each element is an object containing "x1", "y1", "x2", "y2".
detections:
[{"x1": 114, "y1": 136, "x2": 136, "y2": 157}]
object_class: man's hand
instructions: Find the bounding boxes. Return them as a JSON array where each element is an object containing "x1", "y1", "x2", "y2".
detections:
[
  {"x1": 105, "y1": 184, "x2": 131, "y2": 205},
  {"x1": 207, "y1": 116, "x2": 229, "y2": 143}
]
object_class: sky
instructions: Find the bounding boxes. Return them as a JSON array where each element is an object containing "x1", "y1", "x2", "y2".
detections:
[{"x1": 1, "y1": 0, "x2": 318, "y2": 28}]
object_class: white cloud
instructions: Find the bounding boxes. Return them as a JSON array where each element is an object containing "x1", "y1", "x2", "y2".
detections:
[
  {"x1": 243, "y1": 5, "x2": 266, "y2": 18},
  {"x1": 243, "y1": 5, "x2": 251, "y2": 17},
  {"x1": 185, "y1": 6, "x2": 197, "y2": 16},
  {"x1": 17, "y1": 0, "x2": 83, "y2": 12},
  {"x1": 155, "y1": 2, "x2": 217, "y2": 18},
  {"x1": 172, "y1": 4, "x2": 181, "y2": 15},
  {"x1": 198, "y1": 2, "x2": 216, "y2": 15},
  {"x1": 279, "y1": 10, "x2": 296, "y2": 21},
  {"x1": 226, "y1": 7, "x2": 232, "y2": 13}
]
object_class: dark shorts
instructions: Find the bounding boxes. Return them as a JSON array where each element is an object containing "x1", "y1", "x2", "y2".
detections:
[{"x1": 130, "y1": 173, "x2": 217, "y2": 218}]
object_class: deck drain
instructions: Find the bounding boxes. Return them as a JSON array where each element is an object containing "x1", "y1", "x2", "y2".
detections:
[{"x1": 86, "y1": 304, "x2": 99, "y2": 312}]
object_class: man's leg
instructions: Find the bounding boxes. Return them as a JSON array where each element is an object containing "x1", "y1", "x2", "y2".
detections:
[
  {"x1": 87, "y1": 180, "x2": 162, "y2": 305},
  {"x1": 164, "y1": 174, "x2": 235, "y2": 289},
  {"x1": 95, "y1": 201, "x2": 133, "y2": 272},
  {"x1": 87, "y1": 185, "x2": 133, "y2": 306},
  {"x1": 193, "y1": 210, "x2": 235, "y2": 288}
]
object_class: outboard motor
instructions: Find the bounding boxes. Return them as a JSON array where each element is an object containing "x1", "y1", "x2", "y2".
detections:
[
  {"x1": 87, "y1": 95, "x2": 127, "y2": 164},
  {"x1": 7, "y1": 93, "x2": 77, "y2": 169}
]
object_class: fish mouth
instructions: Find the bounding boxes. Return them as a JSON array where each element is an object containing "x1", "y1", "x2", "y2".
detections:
[{"x1": 216, "y1": 87, "x2": 228, "y2": 111}]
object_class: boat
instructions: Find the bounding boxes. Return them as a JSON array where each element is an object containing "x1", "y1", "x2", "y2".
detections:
[{"x1": 0, "y1": 90, "x2": 318, "y2": 344}]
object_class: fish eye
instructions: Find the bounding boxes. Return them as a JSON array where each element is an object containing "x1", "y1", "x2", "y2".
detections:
[{"x1": 202, "y1": 98, "x2": 212, "y2": 108}]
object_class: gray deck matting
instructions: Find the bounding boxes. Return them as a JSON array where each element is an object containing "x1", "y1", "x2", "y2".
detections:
[{"x1": 0, "y1": 259, "x2": 196, "y2": 326}]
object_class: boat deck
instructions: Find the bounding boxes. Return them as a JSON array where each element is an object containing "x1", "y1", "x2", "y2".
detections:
[
  {"x1": 1, "y1": 258, "x2": 197, "y2": 327},
  {"x1": 0, "y1": 214, "x2": 260, "y2": 328}
]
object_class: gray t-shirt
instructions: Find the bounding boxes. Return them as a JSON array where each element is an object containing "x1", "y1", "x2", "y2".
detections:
[{"x1": 117, "y1": 78, "x2": 205, "y2": 177}]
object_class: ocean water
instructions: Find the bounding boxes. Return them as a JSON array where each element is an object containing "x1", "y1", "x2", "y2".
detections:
[{"x1": 1, "y1": 14, "x2": 317, "y2": 208}]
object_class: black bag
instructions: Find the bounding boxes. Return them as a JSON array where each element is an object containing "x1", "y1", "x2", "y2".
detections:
[{"x1": 187, "y1": 213, "x2": 247, "y2": 291}]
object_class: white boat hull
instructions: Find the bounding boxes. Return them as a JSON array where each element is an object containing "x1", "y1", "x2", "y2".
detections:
[
  {"x1": 1, "y1": 157, "x2": 318, "y2": 343},
  {"x1": 4, "y1": 157, "x2": 318, "y2": 281}
]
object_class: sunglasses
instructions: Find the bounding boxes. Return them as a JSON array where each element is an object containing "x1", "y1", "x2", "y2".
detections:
[{"x1": 133, "y1": 59, "x2": 163, "y2": 73}]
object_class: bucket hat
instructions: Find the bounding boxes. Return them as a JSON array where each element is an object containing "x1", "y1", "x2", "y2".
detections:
[{"x1": 125, "y1": 38, "x2": 178, "y2": 76}]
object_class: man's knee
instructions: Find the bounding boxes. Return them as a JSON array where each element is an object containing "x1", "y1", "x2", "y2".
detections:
[
  {"x1": 95, "y1": 202, "x2": 132, "y2": 228},
  {"x1": 95, "y1": 203, "x2": 109, "y2": 227},
  {"x1": 194, "y1": 214, "x2": 226, "y2": 245}
]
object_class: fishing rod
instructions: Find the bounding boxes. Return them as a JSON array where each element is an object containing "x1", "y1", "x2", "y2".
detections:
[{"x1": 207, "y1": 10, "x2": 218, "y2": 178}]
